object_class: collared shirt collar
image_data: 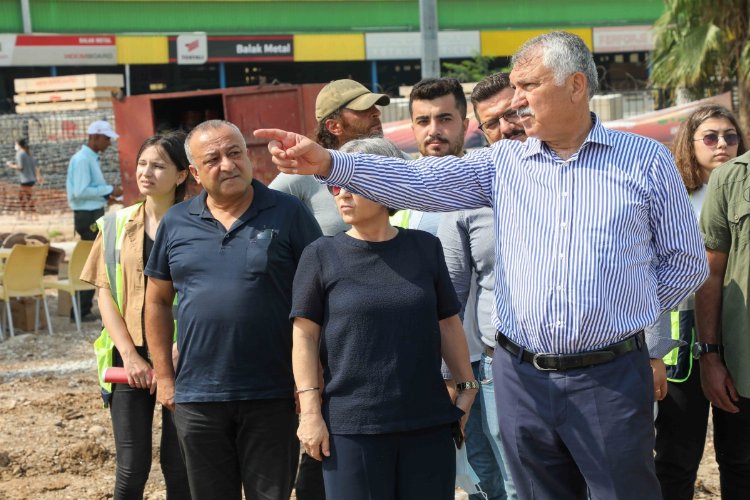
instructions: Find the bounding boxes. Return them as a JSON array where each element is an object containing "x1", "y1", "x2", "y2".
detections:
[
  {"x1": 187, "y1": 179, "x2": 276, "y2": 223},
  {"x1": 81, "y1": 144, "x2": 100, "y2": 159},
  {"x1": 520, "y1": 112, "x2": 613, "y2": 159}
]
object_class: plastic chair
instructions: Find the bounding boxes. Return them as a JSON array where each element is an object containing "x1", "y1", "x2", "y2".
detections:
[
  {"x1": 43, "y1": 240, "x2": 95, "y2": 333},
  {"x1": 0, "y1": 244, "x2": 53, "y2": 340}
]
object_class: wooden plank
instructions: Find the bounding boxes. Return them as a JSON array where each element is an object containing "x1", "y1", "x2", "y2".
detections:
[
  {"x1": 15, "y1": 99, "x2": 113, "y2": 114},
  {"x1": 14, "y1": 88, "x2": 115, "y2": 105},
  {"x1": 14, "y1": 74, "x2": 124, "y2": 93}
]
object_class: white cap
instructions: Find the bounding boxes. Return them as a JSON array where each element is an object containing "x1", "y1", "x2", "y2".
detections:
[{"x1": 87, "y1": 120, "x2": 119, "y2": 139}]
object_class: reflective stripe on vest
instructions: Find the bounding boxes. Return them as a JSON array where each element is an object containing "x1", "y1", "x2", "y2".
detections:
[
  {"x1": 663, "y1": 308, "x2": 695, "y2": 383},
  {"x1": 93, "y1": 203, "x2": 142, "y2": 401},
  {"x1": 390, "y1": 209, "x2": 411, "y2": 228}
]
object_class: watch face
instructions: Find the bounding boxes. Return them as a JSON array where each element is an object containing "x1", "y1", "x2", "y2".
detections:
[{"x1": 692, "y1": 342, "x2": 702, "y2": 359}]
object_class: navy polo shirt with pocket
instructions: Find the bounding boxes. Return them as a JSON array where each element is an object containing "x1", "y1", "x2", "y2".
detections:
[{"x1": 145, "y1": 180, "x2": 323, "y2": 403}]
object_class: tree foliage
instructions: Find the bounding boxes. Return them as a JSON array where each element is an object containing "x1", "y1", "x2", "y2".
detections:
[
  {"x1": 442, "y1": 53, "x2": 500, "y2": 82},
  {"x1": 650, "y1": 0, "x2": 750, "y2": 130}
]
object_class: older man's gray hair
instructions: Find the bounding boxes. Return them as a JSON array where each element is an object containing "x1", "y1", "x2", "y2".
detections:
[
  {"x1": 512, "y1": 31, "x2": 599, "y2": 98},
  {"x1": 183, "y1": 119, "x2": 246, "y2": 164}
]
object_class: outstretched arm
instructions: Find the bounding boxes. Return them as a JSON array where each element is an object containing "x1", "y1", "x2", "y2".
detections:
[{"x1": 254, "y1": 129, "x2": 333, "y2": 177}]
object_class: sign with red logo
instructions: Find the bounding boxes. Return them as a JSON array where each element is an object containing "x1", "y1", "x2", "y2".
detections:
[
  {"x1": 176, "y1": 34, "x2": 208, "y2": 65},
  {"x1": 0, "y1": 35, "x2": 116, "y2": 66},
  {"x1": 169, "y1": 35, "x2": 293, "y2": 64}
]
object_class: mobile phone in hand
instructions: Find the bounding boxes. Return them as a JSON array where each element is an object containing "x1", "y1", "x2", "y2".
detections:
[{"x1": 452, "y1": 420, "x2": 464, "y2": 449}]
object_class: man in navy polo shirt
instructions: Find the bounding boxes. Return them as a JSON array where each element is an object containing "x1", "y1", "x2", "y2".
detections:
[{"x1": 144, "y1": 120, "x2": 322, "y2": 500}]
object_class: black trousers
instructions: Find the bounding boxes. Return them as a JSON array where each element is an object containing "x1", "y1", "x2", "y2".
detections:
[
  {"x1": 110, "y1": 382, "x2": 191, "y2": 500},
  {"x1": 322, "y1": 425, "x2": 455, "y2": 500},
  {"x1": 656, "y1": 362, "x2": 750, "y2": 500},
  {"x1": 73, "y1": 208, "x2": 103, "y2": 315},
  {"x1": 173, "y1": 398, "x2": 298, "y2": 500},
  {"x1": 654, "y1": 362, "x2": 709, "y2": 500}
]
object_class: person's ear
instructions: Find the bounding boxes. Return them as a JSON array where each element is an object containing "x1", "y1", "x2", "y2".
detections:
[
  {"x1": 570, "y1": 72, "x2": 588, "y2": 103},
  {"x1": 325, "y1": 118, "x2": 344, "y2": 137},
  {"x1": 188, "y1": 165, "x2": 201, "y2": 186}
]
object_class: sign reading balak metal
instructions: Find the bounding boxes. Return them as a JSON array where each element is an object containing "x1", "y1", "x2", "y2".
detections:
[{"x1": 169, "y1": 36, "x2": 293, "y2": 64}]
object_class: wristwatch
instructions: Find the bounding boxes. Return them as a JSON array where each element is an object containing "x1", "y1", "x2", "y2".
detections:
[
  {"x1": 456, "y1": 380, "x2": 480, "y2": 392},
  {"x1": 692, "y1": 342, "x2": 722, "y2": 359}
]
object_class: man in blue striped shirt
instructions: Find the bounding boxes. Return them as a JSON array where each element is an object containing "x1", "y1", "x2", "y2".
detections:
[{"x1": 256, "y1": 31, "x2": 708, "y2": 500}]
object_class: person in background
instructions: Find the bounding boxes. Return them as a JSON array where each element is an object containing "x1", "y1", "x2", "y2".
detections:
[
  {"x1": 271, "y1": 79, "x2": 390, "y2": 236},
  {"x1": 654, "y1": 104, "x2": 745, "y2": 500},
  {"x1": 80, "y1": 132, "x2": 191, "y2": 500},
  {"x1": 6, "y1": 138, "x2": 42, "y2": 219},
  {"x1": 67, "y1": 120, "x2": 122, "y2": 321},
  {"x1": 693, "y1": 106, "x2": 750, "y2": 500},
  {"x1": 391, "y1": 77, "x2": 468, "y2": 235},
  {"x1": 436, "y1": 71, "x2": 524, "y2": 500},
  {"x1": 292, "y1": 137, "x2": 477, "y2": 500}
]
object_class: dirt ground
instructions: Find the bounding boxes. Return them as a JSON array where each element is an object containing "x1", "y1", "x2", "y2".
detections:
[{"x1": 0, "y1": 213, "x2": 723, "y2": 499}]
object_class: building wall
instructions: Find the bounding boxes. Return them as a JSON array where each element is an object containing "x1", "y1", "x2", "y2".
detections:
[{"x1": 3, "y1": 0, "x2": 665, "y2": 34}]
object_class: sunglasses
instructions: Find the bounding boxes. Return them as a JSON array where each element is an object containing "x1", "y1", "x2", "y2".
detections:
[
  {"x1": 327, "y1": 185, "x2": 344, "y2": 196},
  {"x1": 478, "y1": 109, "x2": 520, "y2": 132},
  {"x1": 694, "y1": 133, "x2": 740, "y2": 147}
]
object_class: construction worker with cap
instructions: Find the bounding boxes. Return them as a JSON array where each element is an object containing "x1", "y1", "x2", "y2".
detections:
[{"x1": 66, "y1": 120, "x2": 122, "y2": 321}]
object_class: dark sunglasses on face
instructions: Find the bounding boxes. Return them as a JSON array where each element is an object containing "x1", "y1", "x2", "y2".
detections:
[
  {"x1": 694, "y1": 133, "x2": 740, "y2": 147},
  {"x1": 327, "y1": 185, "x2": 343, "y2": 196},
  {"x1": 479, "y1": 109, "x2": 520, "y2": 132}
]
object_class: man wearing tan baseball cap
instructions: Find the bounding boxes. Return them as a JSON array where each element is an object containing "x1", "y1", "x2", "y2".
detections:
[{"x1": 313, "y1": 79, "x2": 390, "y2": 149}]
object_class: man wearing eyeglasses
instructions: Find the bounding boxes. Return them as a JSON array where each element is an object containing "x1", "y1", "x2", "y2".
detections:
[
  {"x1": 436, "y1": 72, "x2": 525, "y2": 500},
  {"x1": 473, "y1": 73, "x2": 526, "y2": 145},
  {"x1": 255, "y1": 31, "x2": 708, "y2": 499},
  {"x1": 695, "y1": 147, "x2": 750, "y2": 498}
]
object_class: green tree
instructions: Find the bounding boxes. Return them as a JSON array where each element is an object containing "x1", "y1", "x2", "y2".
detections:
[
  {"x1": 442, "y1": 53, "x2": 498, "y2": 82},
  {"x1": 650, "y1": 0, "x2": 750, "y2": 133}
]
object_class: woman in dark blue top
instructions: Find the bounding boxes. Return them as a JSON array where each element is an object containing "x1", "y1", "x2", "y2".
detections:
[{"x1": 290, "y1": 138, "x2": 478, "y2": 500}]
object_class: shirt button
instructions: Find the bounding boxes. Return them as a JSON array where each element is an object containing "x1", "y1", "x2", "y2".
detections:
[
  {"x1": 561, "y1": 192, "x2": 568, "y2": 197},
  {"x1": 559, "y1": 252, "x2": 564, "y2": 258},
  {"x1": 556, "y1": 285, "x2": 563, "y2": 291},
  {"x1": 561, "y1": 221, "x2": 567, "y2": 228},
  {"x1": 556, "y1": 320, "x2": 564, "y2": 327}
]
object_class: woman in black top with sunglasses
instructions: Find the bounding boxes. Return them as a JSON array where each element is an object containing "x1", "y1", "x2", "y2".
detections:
[
  {"x1": 654, "y1": 104, "x2": 746, "y2": 500},
  {"x1": 290, "y1": 137, "x2": 477, "y2": 500}
]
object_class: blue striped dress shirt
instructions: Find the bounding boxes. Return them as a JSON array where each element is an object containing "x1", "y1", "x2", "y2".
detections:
[{"x1": 323, "y1": 115, "x2": 708, "y2": 354}]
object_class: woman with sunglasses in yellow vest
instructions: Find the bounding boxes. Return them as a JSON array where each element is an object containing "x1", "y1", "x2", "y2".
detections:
[
  {"x1": 654, "y1": 105, "x2": 746, "y2": 500},
  {"x1": 81, "y1": 132, "x2": 191, "y2": 499}
]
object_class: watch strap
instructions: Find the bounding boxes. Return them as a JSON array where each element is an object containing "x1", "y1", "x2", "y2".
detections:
[{"x1": 456, "y1": 379, "x2": 480, "y2": 392}]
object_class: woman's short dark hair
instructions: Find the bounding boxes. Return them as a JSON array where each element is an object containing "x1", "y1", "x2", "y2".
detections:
[
  {"x1": 672, "y1": 105, "x2": 746, "y2": 194},
  {"x1": 136, "y1": 131, "x2": 190, "y2": 203},
  {"x1": 339, "y1": 138, "x2": 403, "y2": 215}
]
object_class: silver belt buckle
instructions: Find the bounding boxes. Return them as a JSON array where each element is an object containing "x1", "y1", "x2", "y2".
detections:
[{"x1": 532, "y1": 353, "x2": 557, "y2": 371}]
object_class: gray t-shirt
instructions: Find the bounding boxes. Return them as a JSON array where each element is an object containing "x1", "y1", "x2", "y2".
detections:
[
  {"x1": 438, "y1": 207, "x2": 496, "y2": 354},
  {"x1": 15, "y1": 151, "x2": 37, "y2": 184},
  {"x1": 269, "y1": 173, "x2": 349, "y2": 236}
]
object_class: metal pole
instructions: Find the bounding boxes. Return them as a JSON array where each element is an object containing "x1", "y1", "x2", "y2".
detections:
[
  {"x1": 20, "y1": 0, "x2": 32, "y2": 33},
  {"x1": 124, "y1": 64, "x2": 131, "y2": 96},
  {"x1": 370, "y1": 60, "x2": 379, "y2": 92},
  {"x1": 419, "y1": 0, "x2": 439, "y2": 79}
]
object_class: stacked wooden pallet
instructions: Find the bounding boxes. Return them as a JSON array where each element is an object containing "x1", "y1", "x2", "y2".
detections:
[{"x1": 13, "y1": 74, "x2": 124, "y2": 114}]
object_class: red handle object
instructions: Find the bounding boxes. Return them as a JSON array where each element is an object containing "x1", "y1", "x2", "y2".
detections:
[{"x1": 103, "y1": 366, "x2": 154, "y2": 384}]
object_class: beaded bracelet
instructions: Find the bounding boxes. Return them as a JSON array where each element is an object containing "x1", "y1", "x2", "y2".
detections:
[{"x1": 296, "y1": 387, "x2": 320, "y2": 394}]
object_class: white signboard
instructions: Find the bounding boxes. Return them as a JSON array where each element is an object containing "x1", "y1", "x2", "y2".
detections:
[
  {"x1": 593, "y1": 26, "x2": 654, "y2": 54},
  {"x1": 0, "y1": 35, "x2": 117, "y2": 66},
  {"x1": 176, "y1": 34, "x2": 208, "y2": 65},
  {"x1": 366, "y1": 31, "x2": 480, "y2": 60}
]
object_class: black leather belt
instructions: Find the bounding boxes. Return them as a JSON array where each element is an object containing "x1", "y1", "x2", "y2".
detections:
[{"x1": 495, "y1": 330, "x2": 644, "y2": 371}]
